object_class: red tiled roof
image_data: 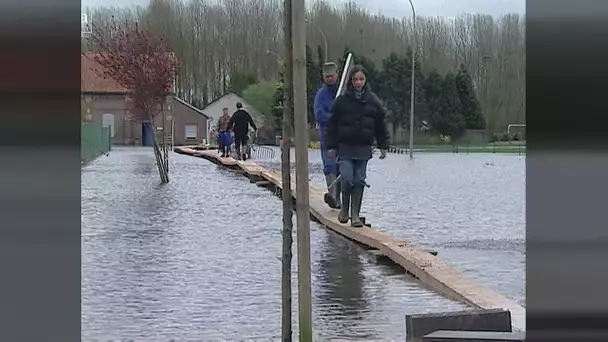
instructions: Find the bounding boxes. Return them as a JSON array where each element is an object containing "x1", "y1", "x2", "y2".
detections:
[
  {"x1": 81, "y1": 52, "x2": 176, "y2": 93},
  {"x1": 81, "y1": 52, "x2": 126, "y2": 93}
]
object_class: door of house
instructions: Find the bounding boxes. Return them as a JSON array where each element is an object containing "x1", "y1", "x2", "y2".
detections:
[
  {"x1": 101, "y1": 113, "x2": 115, "y2": 138},
  {"x1": 142, "y1": 121, "x2": 154, "y2": 146}
]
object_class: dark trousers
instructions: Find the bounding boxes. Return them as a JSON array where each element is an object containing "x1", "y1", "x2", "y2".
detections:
[
  {"x1": 320, "y1": 145, "x2": 339, "y2": 175},
  {"x1": 234, "y1": 134, "x2": 248, "y2": 153},
  {"x1": 339, "y1": 158, "x2": 368, "y2": 187}
]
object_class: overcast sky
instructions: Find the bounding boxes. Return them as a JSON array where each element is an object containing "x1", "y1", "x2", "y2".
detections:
[{"x1": 82, "y1": 0, "x2": 525, "y2": 18}]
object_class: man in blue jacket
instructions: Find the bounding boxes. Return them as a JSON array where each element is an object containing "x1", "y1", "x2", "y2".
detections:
[{"x1": 314, "y1": 62, "x2": 340, "y2": 209}]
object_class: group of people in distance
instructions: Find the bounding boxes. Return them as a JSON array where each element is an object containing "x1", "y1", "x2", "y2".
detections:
[
  {"x1": 213, "y1": 102, "x2": 257, "y2": 160},
  {"x1": 314, "y1": 62, "x2": 390, "y2": 227}
]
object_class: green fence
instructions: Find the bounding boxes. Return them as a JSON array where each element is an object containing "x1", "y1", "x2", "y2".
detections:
[{"x1": 81, "y1": 123, "x2": 111, "y2": 165}]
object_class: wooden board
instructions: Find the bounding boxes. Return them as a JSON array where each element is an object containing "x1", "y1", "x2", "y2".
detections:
[{"x1": 174, "y1": 146, "x2": 526, "y2": 331}]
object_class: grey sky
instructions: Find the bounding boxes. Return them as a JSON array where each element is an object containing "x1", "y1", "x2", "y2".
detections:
[{"x1": 82, "y1": 0, "x2": 525, "y2": 18}]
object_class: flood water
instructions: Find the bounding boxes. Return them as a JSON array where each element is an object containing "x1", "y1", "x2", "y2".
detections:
[
  {"x1": 81, "y1": 146, "x2": 524, "y2": 341},
  {"x1": 258, "y1": 147, "x2": 526, "y2": 307},
  {"x1": 82, "y1": 147, "x2": 467, "y2": 341}
]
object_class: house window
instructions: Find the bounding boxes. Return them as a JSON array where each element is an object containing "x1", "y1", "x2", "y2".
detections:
[{"x1": 185, "y1": 124, "x2": 198, "y2": 140}]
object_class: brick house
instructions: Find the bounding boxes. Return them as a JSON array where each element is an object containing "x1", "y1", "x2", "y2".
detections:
[{"x1": 81, "y1": 52, "x2": 211, "y2": 146}]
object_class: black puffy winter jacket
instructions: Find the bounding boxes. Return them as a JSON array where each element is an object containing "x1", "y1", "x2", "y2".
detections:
[{"x1": 324, "y1": 85, "x2": 390, "y2": 151}]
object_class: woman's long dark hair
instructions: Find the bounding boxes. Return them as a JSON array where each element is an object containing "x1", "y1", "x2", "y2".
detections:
[{"x1": 346, "y1": 64, "x2": 370, "y2": 92}]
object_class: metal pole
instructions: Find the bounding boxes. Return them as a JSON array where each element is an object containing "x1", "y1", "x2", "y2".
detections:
[
  {"x1": 305, "y1": 19, "x2": 328, "y2": 62},
  {"x1": 280, "y1": 0, "x2": 294, "y2": 339},
  {"x1": 408, "y1": 0, "x2": 416, "y2": 159},
  {"x1": 483, "y1": 55, "x2": 491, "y2": 140},
  {"x1": 292, "y1": 0, "x2": 313, "y2": 340}
]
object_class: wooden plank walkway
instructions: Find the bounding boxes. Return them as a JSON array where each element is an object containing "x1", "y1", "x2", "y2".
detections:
[{"x1": 174, "y1": 146, "x2": 526, "y2": 332}]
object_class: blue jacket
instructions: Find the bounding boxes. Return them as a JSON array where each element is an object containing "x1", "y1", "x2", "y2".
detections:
[{"x1": 314, "y1": 84, "x2": 337, "y2": 144}]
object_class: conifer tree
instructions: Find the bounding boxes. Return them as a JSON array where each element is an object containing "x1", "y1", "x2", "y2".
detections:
[
  {"x1": 440, "y1": 72, "x2": 467, "y2": 140},
  {"x1": 424, "y1": 69, "x2": 444, "y2": 134},
  {"x1": 455, "y1": 64, "x2": 485, "y2": 129},
  {"x1": 378, "y1": 52, "x2": 407, "y2": 137},
  {"x1": 316, "y1": 45, "x2": 325, "y2": 81},
  {"x1": 426, "y1": 71, "x2": 465, "y2": 140},
  {"x1": 272, "y1": 69, "x2": 286, "y2": 130}
]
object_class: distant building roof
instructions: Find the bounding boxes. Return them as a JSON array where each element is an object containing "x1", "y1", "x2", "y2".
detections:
[
  {"x1": 81, "y1": 52, "x2": 126, "y2": 93},
  {"x1": 172, "y1": 96, "x2": 211, "y2": 120},
  {"x1": 200, "y1": 92, "x2": 239, "y2": 111},
  {"x1": 81, "y1": 52, "x2": 176, "y2": 94}
]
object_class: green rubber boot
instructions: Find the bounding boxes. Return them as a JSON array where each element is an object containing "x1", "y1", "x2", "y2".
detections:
[
  {"x1": 350, "y1": 184, "x2": 364, "y2": 227},
  {"x1": 338, "y1": 183, "x2": 351, "y2": 223},
  {"x1": 334, "y1": 178, "x2": 341, "y2": 209}
]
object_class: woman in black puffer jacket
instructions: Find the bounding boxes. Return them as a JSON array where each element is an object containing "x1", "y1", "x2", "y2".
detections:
[{"x1": 324, "y1": 65, "x2": 390, "y2": 227}]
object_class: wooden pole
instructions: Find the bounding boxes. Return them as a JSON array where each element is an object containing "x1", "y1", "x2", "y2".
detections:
[
  {"x1": 291, "y1": 0, "x2": 313, "y2": 339},
  {"x1": 163, "y1": 103, "x2": 169, "y2": 172},
  {"x1": 280, "y1": 0, "x2": 294, "y2": 340}
]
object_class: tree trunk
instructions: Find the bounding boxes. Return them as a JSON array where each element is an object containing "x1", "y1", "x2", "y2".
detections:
[
  {"x1": 149, "y1": 114, "x2": 169, "y2": 183},
  {"x1": 162, "y1": 103, "x2": 169, "y2": 173}
]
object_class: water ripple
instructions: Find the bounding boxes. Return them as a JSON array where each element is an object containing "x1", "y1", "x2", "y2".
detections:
[
  {"x1": 82, "y1": 147, "x2": 469, "y2": 341},
  {"x1": 258, "y1": 147, "x2": 525, "y2": 306}
]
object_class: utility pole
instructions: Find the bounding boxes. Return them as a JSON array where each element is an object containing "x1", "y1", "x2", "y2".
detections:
[
  {"x1": 292, "y1": 0, "x2": 313, "y2": 340},
  {"x1": 280, "y1": 0, "x2": 294, "y2": 340}
]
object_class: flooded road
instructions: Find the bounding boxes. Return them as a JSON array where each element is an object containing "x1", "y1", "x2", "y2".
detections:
[
  {"x1": 81, "y1": 147, "x2": 470, "y2": 341},
  {"x1": 259, "y1": 147, "x2": 526, "y2": 306}
]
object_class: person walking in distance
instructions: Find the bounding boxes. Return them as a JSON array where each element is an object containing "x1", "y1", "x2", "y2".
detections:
[
  {"x1": 228, "y1": 102, "x2": 257, "y2": 160},
  {"x1": 216, "y1": 107, "x2": 232, "y2": 157},
  {"x1": 324, "y1": 65, "x2": 390, "y2": 227},
  {"x1": 314, "y1": 62, "x2": 341, "y2": 209}
]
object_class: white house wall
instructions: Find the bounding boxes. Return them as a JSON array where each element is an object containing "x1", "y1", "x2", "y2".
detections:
[{"x1": 203, "y1": 93, "x2": 265, "y2": 130}]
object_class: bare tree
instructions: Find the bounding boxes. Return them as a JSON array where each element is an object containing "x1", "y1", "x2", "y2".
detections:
[
  {"x1": 86, "y1": 18, "x2": 178, "y2": 183},
  {"x1": 84, "y1": 0, "x2": 525, "y2": 134}
]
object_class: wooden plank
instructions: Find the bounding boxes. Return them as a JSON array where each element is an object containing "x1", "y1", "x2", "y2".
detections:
[
  {"x1": 173, "y1": 146, "x2": 526, "y2": 332},
  {"x1": 236, "y1": 160, "x2": 263, "y2": 176}
]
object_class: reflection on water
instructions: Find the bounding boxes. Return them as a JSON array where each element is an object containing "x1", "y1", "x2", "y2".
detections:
[
  {"x1": 315, "y1": 232, "x2": 371, "y2": 340},
  {"x1": 258, "y1": 147, "x2": 526, "y2": 305},
  {"x1": 81, "y1": 147, "x2": 486, "y2": 340}
]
